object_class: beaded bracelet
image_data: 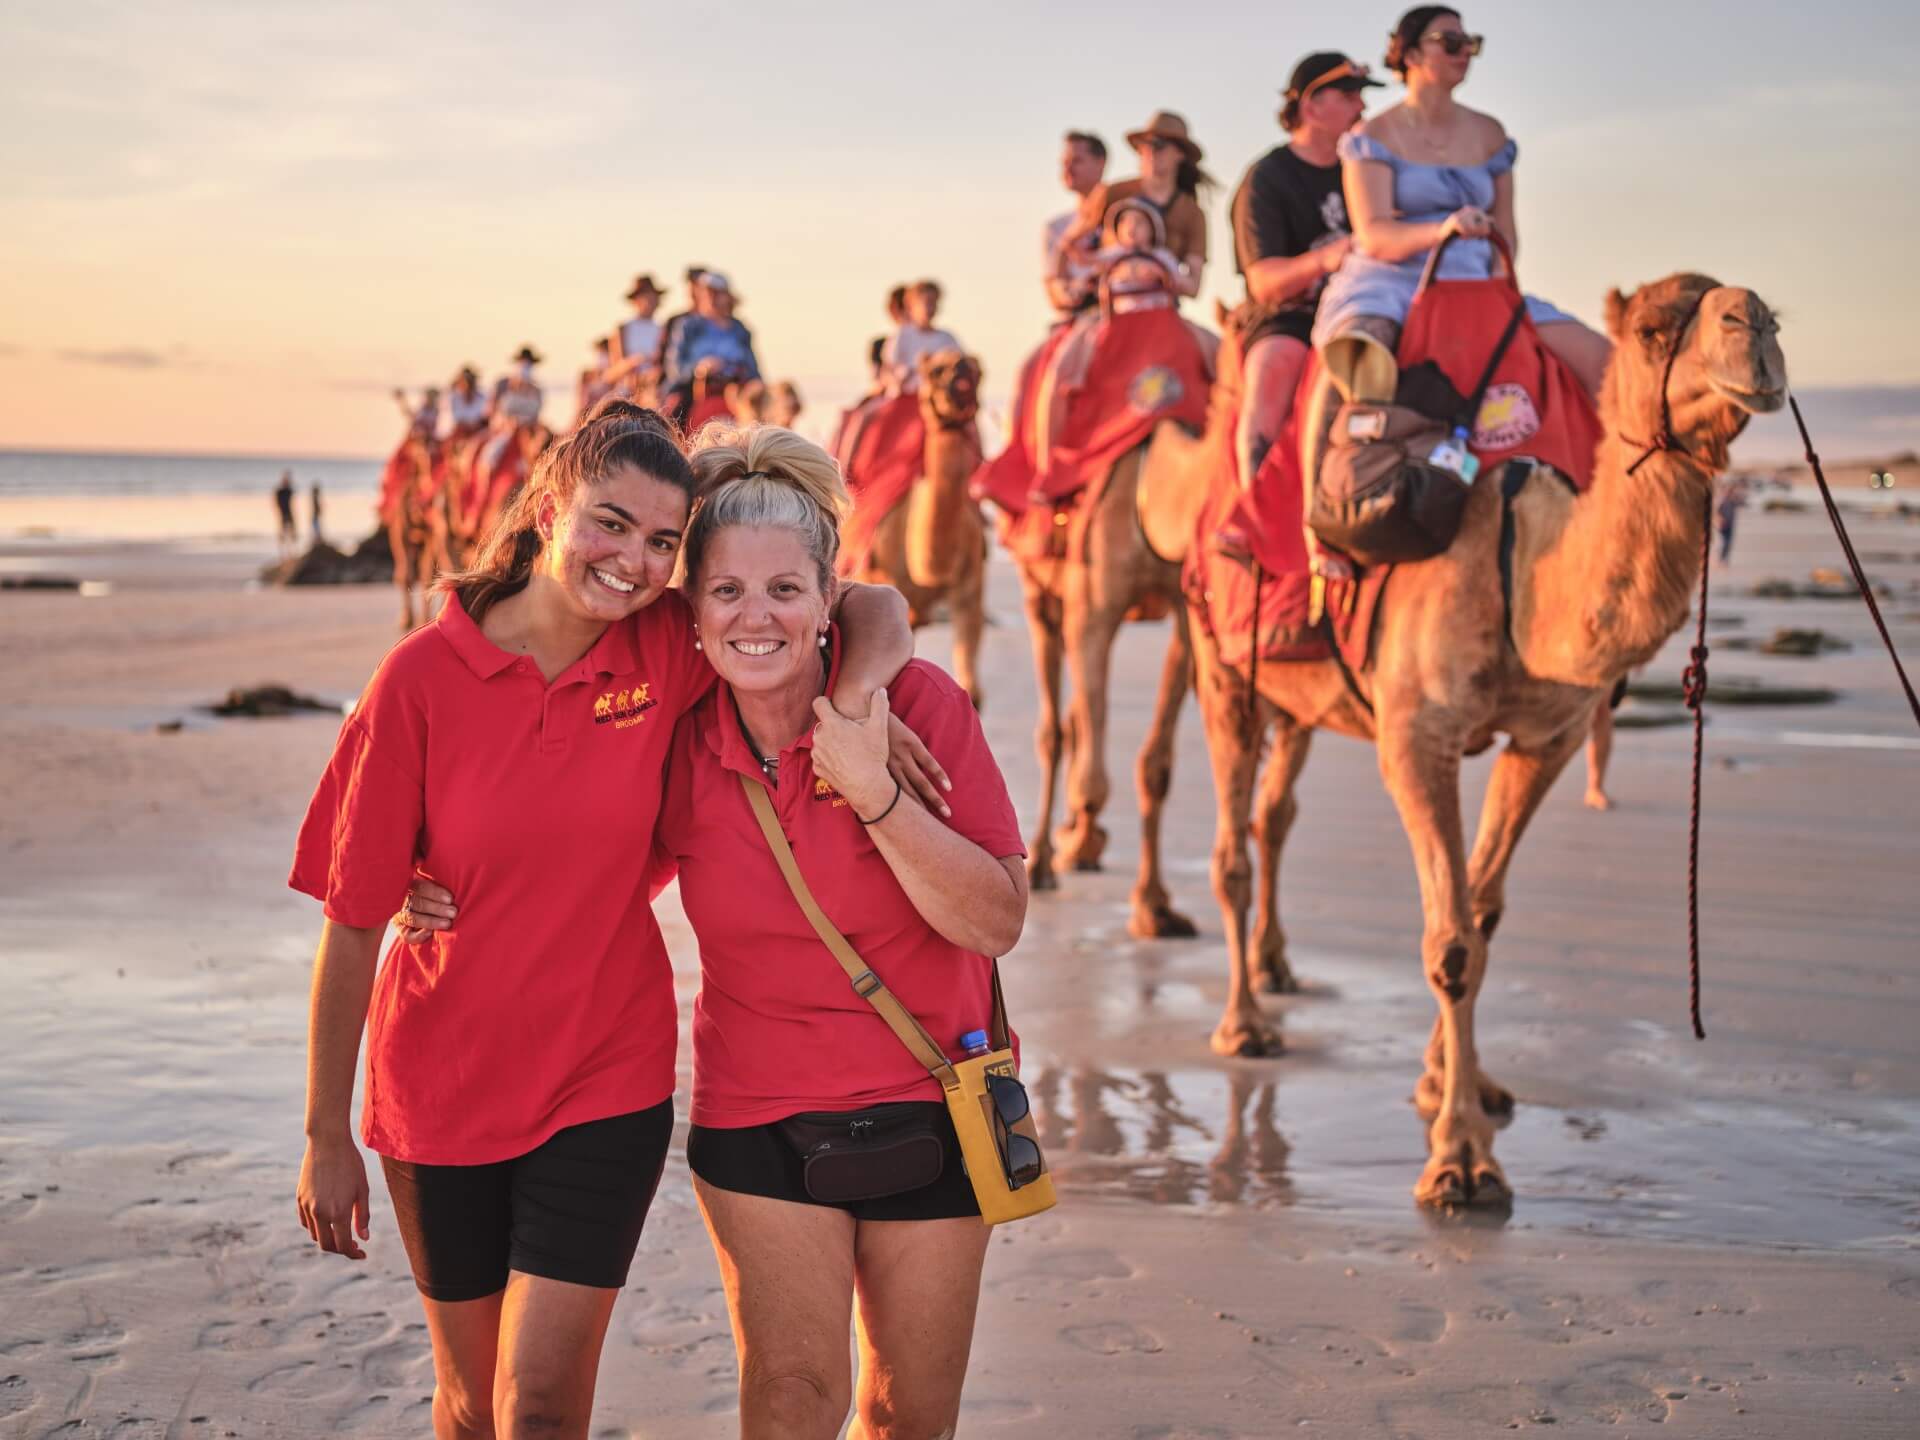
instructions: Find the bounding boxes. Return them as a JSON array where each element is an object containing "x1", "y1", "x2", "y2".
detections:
[{"x1": 857, "y1": 778, "x2": 904, "y2": 826}]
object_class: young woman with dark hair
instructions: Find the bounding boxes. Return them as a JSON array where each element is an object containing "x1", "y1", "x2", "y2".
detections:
[{"x1": 290, "y1": 399, "x2": 928, "y2": 1438}]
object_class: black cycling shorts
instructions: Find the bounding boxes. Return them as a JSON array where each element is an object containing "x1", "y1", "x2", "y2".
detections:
[
  {"x1": 687, "y1": 1102, "x2": 981, "y2": 1222},
  {"x1": 380, "y1": 1100, "x2": 674, "y2": 1302}
]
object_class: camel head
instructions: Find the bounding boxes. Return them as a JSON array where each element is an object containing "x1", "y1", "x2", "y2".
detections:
[
  {"x1": 918, "y1": 350, "x2": 982, "y2": 429},
  {"x1": 1602, "y1": 274, "x2": 1787, "y2": 475}
]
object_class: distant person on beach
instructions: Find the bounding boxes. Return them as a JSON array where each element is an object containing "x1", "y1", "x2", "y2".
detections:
[
  {"x1": 663, "y1": 271, "x2": 760, "y2": 391},
  {"x1": 290, "y1": 402, "x2": 923, "y2": 1437},
  {"x1": 401, "y1": 425, "x2": 1029, "y2": 1440},
  {"x1": 1716, "y1": 477, "x2": 1748, "y2": 564},
  {"x1": 767, "y1": 379, "x2": 804, "y2": 429},
  {"x1": 1229, "y1": 51, "x2": 1380, "y2": 488},
  {"x1": 309, "y1": 483, "x2": 323, "y2": 544},
  {"x1": 576, "y1": 337, "x2": 615, "y2": 423},
  {"x1": 394, "y1": 386, "x2": 442, "y2": 440},
  {"x1": 274, "y1": 470, "x2": 297, "y2": 553}
]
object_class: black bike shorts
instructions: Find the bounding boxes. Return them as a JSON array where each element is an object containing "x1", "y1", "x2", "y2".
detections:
[
  {"x1": 687, "y1": 1103, "x2": 981, "y2": 1222},
  {"x1": 380, "y1": 1100, "x2": 674, "y2": 1302}
]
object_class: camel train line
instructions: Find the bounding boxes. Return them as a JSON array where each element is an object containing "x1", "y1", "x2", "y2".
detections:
[{"x1": 843, "y1": 250, "x2": 1787, "y2": 1208}]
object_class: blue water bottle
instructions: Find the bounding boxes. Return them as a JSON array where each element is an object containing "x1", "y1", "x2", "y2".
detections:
[{"x1": 959, "y1": 1028, "x2": 993, "y2": 1058}]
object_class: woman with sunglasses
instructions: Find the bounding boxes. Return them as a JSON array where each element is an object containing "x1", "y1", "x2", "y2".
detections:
[
  {"x1": 1309, "y1": 6, "x2": 1611, "y2": 400},
  {"x1": 403, "y1": 425, "x2": 1030, "y2": 1440}
]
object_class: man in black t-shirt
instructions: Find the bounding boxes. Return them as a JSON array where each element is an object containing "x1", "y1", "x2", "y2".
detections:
[{"x1": 1228, "y1": 52, "x2": 1381, "y2": 490}]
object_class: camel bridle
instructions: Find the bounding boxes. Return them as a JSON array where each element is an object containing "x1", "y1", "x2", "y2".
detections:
[{"x1": 1620, "y1": 286, "x2": 1714, "y2": 478}]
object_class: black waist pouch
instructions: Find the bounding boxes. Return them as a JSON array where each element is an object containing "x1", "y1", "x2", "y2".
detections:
[{"x1": 775, "y1": 1101, "x2": 947, "y2": 1203}]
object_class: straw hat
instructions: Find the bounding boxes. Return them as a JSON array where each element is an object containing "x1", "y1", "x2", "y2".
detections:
[{"x1": 1124, "y1": 110, "x2": 1203, "y2": 163}]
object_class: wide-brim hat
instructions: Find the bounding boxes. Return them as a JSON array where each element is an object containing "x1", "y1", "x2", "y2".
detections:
[
  {"x1": 1286, "y1": 52, "x2": 1386, "y2": 101},
  {"x1": 625, "y1": 272, "x2": 665, "y2": 300},
  {"x1": 1124, "y1": 110, "x2": 1203, "y2": 164},
  {"x1": 511, "y1": 345, "x2": 542, "y2": 365}
]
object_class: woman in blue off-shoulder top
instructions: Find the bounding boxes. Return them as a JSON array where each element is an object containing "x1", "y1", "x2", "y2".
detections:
[{"x1": 1302, "y1": 5, "x2": 1612, "y2": 499}]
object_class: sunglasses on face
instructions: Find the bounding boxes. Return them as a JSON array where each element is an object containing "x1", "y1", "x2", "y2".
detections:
[
  {"x1": 1143, "y1": 138, "x2": 1177, "y2": 154},
  {"x1": 985, "y1": 1073, "x2": 1044, "y2": 1190},
  {"x1": 1423, "y1": 30, "x2": 1484, "y2": 57}
]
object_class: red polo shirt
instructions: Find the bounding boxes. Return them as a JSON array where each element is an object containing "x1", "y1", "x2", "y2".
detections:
[
  {"x1": 656, "y1": 643, "x2": 1026, "y2": 1128},
  {"x1": 290, "y1": 591, "x2": 712, "y2": 1165}
]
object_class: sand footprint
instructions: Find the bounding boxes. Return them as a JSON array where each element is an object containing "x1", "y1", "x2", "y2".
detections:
[
  {"x1": 1060, "y1": 1321, "x2": 1165, "y2": 1356},
  {"x1": 1389, "y1": 1301, "x2": 1448, "y2": 1345},
  {"x1": 1, "y1": 1373, "x2": 35, "y2": 1421},
  {"x1": 245, "y1": 1359, "x2": 352, "y2": 1402}
]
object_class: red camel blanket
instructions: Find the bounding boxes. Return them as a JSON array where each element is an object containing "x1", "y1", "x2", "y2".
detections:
[{"x1": 837, "y1": 393, "x2": 928, "y2": 578}]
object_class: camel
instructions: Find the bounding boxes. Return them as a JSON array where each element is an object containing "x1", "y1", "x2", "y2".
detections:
[
  {"x1": 843, "y1": 352, "x2": 990, "y2": 705},
  {"x1": 389, "y1": 435, "x2": 449, "y2": 632},
  {"x1": 1013, "y1": 435, "x2": 1198, "y2": 940},
  {"x1": 1136, "y1": 273, "x2": 1786, "y2": 1207}
]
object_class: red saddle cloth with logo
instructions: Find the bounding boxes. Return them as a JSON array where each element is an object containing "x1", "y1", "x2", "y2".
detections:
[
  {"x1": 837, "y1": 393, "x2": 926, "y2": 577},
  {"x1": 1401, "y1": 267, "x2": 1602, "y2": 492},
  {"x1": 976, "y1": 307, "x2": 1209, "y2": 566}
]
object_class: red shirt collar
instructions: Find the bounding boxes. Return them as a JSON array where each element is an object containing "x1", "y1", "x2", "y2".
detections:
[
  {"x1": 437, "y1": 591, "x2": 640, "y2": 683},
  {"x1": 700, "y1": 624, "x2": 844, "y2": 774}
]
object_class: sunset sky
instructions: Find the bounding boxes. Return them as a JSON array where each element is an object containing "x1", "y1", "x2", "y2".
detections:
[{"x1": 3, "y1": 0, "x2": 1915, "y2": 458}]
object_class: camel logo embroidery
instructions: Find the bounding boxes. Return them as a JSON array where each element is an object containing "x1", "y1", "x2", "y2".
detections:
[
  {"x1": 813, "y1": 776, "x2": 850, "y2": 808},
  {"x1": 1473, "y1": 383, "x2": 1541, "y2": 452},
  {"x1": 1127, "y1": 366, "x2": 1184, "y2": 416},
  {"x1": 593, "y1": 683, "x2": 657, "y2": 730}
]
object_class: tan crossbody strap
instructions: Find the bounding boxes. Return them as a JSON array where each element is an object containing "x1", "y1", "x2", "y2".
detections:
[{"x1": 739, "y1": 775, "x2": 962, "y2": 1091}]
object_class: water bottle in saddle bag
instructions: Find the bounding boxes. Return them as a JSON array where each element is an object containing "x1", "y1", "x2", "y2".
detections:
[{"x1": 1309, "y1": 233, "x2": 1528, "y2": 568}]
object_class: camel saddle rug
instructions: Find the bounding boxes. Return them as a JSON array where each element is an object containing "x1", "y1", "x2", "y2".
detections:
[
  {"x1": 978, "y1": 307, "x2": 1210, "y2": 570},
  {"x1": 837, "y1": 393, "x2": 927, "y2": 577},
  {"x1": 1183, "y1": 353, "x2": 1328, "y2": 666}
]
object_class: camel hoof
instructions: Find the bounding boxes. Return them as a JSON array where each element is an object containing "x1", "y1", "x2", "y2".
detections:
[
  {"x1": 1415, "y1": 1163, "x2": 1470, "y2": 1209},
  {"x1": 1051, "y1": 821, "x2": 1107, "y2": 873},
  {"x1": 1027, "y1": 857, "x2": 1059, "y2": 892},
  {"x1": 1258, "y1": 965, "x2": 1299, "y2": 996},
  {"x1": 1210, "y1": 1018, "x2": 1282, "y2": 1059},
  {"x1": 1128, "y1": 903, "x2": 1197, "y2": 940},
  {"x1": 1470, "y1": 1164, "x2": 1513, "y2": 1207},
  {"x1": 1480, "y1": 1079, "x2": 1517, "y2": 1119}
]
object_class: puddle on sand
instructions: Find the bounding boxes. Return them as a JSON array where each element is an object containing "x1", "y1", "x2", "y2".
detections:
[{"x1": 1030, "y1": 1061, "x2": 1920, "y2": 1252}]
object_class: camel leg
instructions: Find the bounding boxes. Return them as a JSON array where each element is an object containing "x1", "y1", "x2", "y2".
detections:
[
  {"x1": 1056, "y1": 580, "x2": 1122, "y2": 872},
  {"x1": 390, "y1": 520, "x2": 417, "y2": 633},
  {"x1": 949, "y1": 540, "x2": 987, "y2": 710},
  {"x1": 1376, "y1": 711, "x2": 1507, "y2": 1208},
  {"x1": 1250, "y1": 715, "x2": 1314, "y2": 995},
  {"x1": 1193, "y1": 629, "x2": 1279, "y2": 1057},
  {"x1": 1022, "y1": 579, "x2": 1066, "y2": 890},
  {"x1": 1413, "y1": 719, "x2": 1591, "y2": 1122},
  {"x1": 1128, "y1": 606, "x2": 1196, "y2": 939}
]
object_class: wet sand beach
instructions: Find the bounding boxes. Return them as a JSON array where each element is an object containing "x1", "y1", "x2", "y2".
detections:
[{"x1": 2, "y1": 496, "x2": 1918, "y2": 1437}]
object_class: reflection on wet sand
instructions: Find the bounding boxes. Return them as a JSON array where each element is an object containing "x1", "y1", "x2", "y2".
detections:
[{"x1": 1031, "y1": 1066, "x2": 1294, "y2": 1209}]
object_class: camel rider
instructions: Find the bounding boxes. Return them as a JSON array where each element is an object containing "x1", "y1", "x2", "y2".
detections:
[
  {"x1": 662, "y1": 271, "x2": 760, "y2": 392},
  {"x1": 1083, "y1": 198, "x2": 1185, "y2": 303},
  {"x1": 393, "y1": 386, "x2": 441, "y2": 441},
  {"x1": 446, "y1": 366, "x2": 488, "y2": 435},
  {"x1": 1229, "y1": 52, "x2": 1380, "y2": 491},
  {"x1": 494, "y1": 346, "x2": 545, "y2": 427},
  {"x1": 880, "y1": 281, "x2": 962, "y2": 394},
  {"x1": 1063, "y1": 111, "x2": 1210, "y2": 303},
  {"x1": 1043, "y1": 130, "x2": 1107, "y2": 317},
  {"x1": 609, "y1": 272, "x2": 666, "y2": 386}
]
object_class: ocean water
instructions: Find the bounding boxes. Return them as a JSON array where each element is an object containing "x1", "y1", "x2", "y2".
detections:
[{"x1": 0, "y1": 449, "x2": 381, "y2": 500}]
